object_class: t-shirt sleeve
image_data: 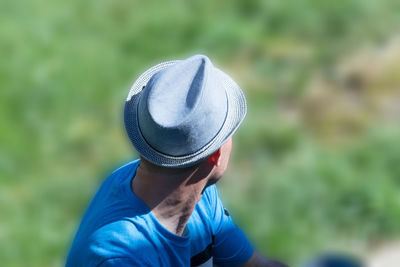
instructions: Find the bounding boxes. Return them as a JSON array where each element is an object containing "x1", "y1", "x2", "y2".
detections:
[{"x1": 207, "y1": 185, "x2": 254, "y2": 267}]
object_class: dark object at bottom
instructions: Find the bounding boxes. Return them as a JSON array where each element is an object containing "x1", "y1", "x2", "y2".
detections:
[{"x1": 304, "y1": 253, "x2": 363, "y2": 267}]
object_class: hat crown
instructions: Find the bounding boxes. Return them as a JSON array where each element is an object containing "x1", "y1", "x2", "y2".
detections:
[
  {"x1": 145, "y1": 56, "x2": 206, "y2": 127},
  {"x1": 137, "y1": 55, "x2": 228, "y2": 156}
]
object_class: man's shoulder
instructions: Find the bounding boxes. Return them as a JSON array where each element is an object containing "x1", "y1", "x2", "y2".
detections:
[
  {"x1": 67, "y1": 219, "x2": 157, "y2": 266},
  {"x1": 107, "y1": 159, "x2": 140, "y2": 181},
  {"x1": 95, "y1": 160, "x2": 139, "y2": 193},
  {"x1": 90, "y1": 219, "x2": 153, "y2": 251}
]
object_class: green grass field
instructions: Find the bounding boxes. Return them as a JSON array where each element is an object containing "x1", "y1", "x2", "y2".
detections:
[{"x1": 1, "y1": 0, "x2": 400, "y2": 266}]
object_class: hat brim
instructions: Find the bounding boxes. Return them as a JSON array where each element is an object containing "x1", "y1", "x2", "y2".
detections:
[{"x1": 124, "y1": 60, "x2": 247, "y2": 168}]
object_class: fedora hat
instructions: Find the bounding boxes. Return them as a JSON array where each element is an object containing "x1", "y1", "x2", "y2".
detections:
[{"x1": 124, "y1": 55, "x2": 246, "y2": 168}]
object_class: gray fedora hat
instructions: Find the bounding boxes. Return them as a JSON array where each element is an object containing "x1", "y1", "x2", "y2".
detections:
[{"x1": 124, "y1": 54, "x2": 246, "y2": 168}]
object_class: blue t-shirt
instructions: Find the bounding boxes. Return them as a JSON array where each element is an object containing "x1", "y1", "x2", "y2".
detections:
[{"x1": 66, "y1": 160, "x2": 254, "y2": 267}]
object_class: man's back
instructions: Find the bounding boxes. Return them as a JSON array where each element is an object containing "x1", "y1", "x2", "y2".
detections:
[{"x1": 66, "y1": 160, "x2": 253, "y2": 267}]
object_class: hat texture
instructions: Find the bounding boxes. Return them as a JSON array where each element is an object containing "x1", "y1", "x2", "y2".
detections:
[{"x1": 124, "y1": 55, "x2": 246, "y2": 168}]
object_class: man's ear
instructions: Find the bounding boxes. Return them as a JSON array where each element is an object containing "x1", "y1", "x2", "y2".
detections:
[{"x1": 208, "y1": 148, "x2": 221, "y2": 166}]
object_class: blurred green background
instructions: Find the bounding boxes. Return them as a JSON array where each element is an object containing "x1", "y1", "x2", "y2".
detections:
[{"x1": 2, "y1": 0, "x2": 400, "y2": 266}]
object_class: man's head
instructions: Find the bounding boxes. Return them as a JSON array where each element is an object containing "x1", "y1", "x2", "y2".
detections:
[{"x1": 124, "y1": 55, "x2": 246, "y2": 170}]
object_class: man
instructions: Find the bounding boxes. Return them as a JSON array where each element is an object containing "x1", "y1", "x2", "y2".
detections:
[{"x1": 66, "y1": 55, "x2": 287, "y2": 266}]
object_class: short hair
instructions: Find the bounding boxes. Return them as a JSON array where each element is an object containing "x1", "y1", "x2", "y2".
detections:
[{"x1": 139, "y1": 156, "x2": 202, "y2": 175}]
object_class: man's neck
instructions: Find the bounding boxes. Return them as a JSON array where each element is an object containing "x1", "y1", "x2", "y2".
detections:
[{"x1": 131, "y1": 163, "x2": 211, "y2": 236}]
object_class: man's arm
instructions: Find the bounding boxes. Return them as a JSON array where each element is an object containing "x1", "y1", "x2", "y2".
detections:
[{"x1": 240, "y1": 251, "x2": 289, "y2": 267}]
